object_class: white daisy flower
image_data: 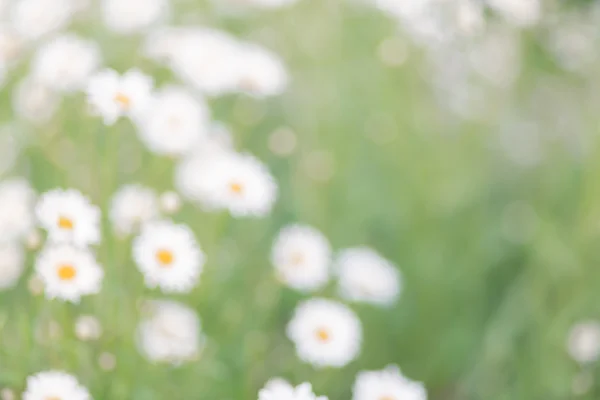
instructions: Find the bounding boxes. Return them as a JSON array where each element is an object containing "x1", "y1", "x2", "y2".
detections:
[
  {"x1": 261, "y1": 377, "x2": 294, "y2": 393},
  {"x1": 174, "y1": 153, "x2": 224, "y2": 210},
  {"x1": 35, "y1": 244, "x2": 103, "y2": 302},
  {"x1": 109, "y1": 184, "x2": 159, "y2": 237},
  {"x1": 86, "y1": 68, "x2": 154, "y2": 125},
  {"x1": 271, "y1": 224, "x2": 331, "y2": 292},
  {"x1": 22, "y1": 371, "x2": 91, "y2": 400},
  {"x1": 36, "y1": 188, "x2": 101, "y2": 247},
  {"x1": 286, "y1": 298, "x2": 362, "y2": 368},
  {"x1": 0, "y1": 28, "x2": 24, "y2": 66},
  {"x1": 102, "y1": 0, "x2": 169, "y2": 35},
  {"x1": 136, "y1": 299, "x2": 203, "y2": 364},
  {"x1": 0, "y1": 242, "x2": 25, "y2": 290},
  {"x1": 235, "y1": 44, "x2": 288, "y2": 98},
  {"x1": 170, "y1": 29, "x2": 241, "y2": 96},
  {"x1": 0, "y1": 178, "x2": 36, "y2": 243},
  {"x1": 13, "y1": 76, "x2": 60, "y2": 124},
  {"x1": 142, "y1": 26, "x2": 190, "y2": 64},
  {"x1": 567, "y1": 321, "x2": 600, "y2": 364},
  {"x1": 135, "y1": 85, "x2": 210, "y2": 157},
  {"x1": 31, "y1": 33, "x2": 101, "y2": 93},
  {"x1": 177, "y1": 150, "x2": 277, "y2": 217},
  {"x1": 219, "y1": 0, "x2": 299, "y2": 9},
  {"x1": 486, "y1": 0, "x2": 541, "y2": 27},
  {"x1": 259, "y1": 380, "x2": 328, "y2": 400},
  {"x1": 132, "y1": 220, "x2": 204, "y2": 293},
  {"x1": 336, "y1": 247, "x2": 401, "y2": 307},
  {"x1": 11, "y1": 0, "x2": 77, "y2": 41},
  {"x1": 352, "y1": 365, "x2": 427, "y2": 400}
]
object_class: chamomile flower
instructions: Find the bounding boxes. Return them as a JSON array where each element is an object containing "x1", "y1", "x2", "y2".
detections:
[
  {"x1": 286, "y1": 298, "x2": 362, "y2": 368},
  {"x1": 35, "y1": 244, "x2": 103, "y2": 302},
  {"x1": 86, "y1": 68, "x2": 154, "y2": 125},
  {"x1": 567, "y1": 321, "x2": 600, "y2": 364},
  {"x1": 0, "y1": 242, "x2": 25, "y2": 290},
  {"x1": 132, "y1": 220, "x2": 204, "y2": 293},
  {"x1": 36, "y1": 188, "x2": 101, "y2": 247},
  {"x1": 352, "y1": 365, "x2": 427, "y2": 400},
  {"x1": 102, "y1": 0, "x2": 169, "y2": 35},
  {"x1": 0, "y1": 178, "x2": 36, "y2": 242},
  {"x1": 259, "y1": 380, "x2": 328, "y2": 400},
  {"x1": 11, "y1": 0, "x2": 76, "y2": 41},
  {"x1": 174, "y1": 152, "x2": 224, "y2": 209},
  {"x1": 142, "y1": 26, "x2": 186, "y2": 64},
  {"x1": 0, "y1": 28, "x2": 24, "y2": 66},
  {"x1": 178, "y1": 150, "x2": 277, "y2": 217},
  {"x1": 486, "y1": 0, "x2": 541, "y2": 27},
  {"x1": 109, "y1": 184, "x2": 159, "y2": 237},
  {"x1": 136, "y1": 299, "x2": 204, "y2": 364},
  {"x1": 31, "y1": 33, "x2": 101, "y2": 92},
  {"x1": 235, "y1": 44, "x2": 288, "y2": 98},
  {"x1": 22, "y1": 371, "x2": 91, "y2": 400},
  {"x1": 135, "y1": 86, "x2": 210, "y2": 157},
  {"x1": 336, "y1": 247, "x2": 401, "y2": 307},
  {"x1": 13, "y1": 76, "x2": 60, "y2": 124},
  {"x1": 170, "y1": 29, "x2": 241, "y2": 96},
  {"x1": 219, "y1": 0, "x2": 299, "y2": 9},
  {"x1": 271, "y1": 224, "x2": 331, "y2": 292}
]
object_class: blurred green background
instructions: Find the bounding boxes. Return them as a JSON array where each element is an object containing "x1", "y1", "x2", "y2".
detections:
[{"x1": 2, "y1": 0, "x2": 600, "y2": 399}]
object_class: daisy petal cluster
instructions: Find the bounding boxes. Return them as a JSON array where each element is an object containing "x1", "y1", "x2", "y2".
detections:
[
  {"x1": 176, "y1": 149, "x2": 277, "y2": 217},
  {"x1": 86, "y1": 68, "x2": 154, "y2": 125},
  {"x1": 135, "y1": 85, "x2": 211, "y2": 157},
  {"x1": 132, "y1": 220, "x2": 205, "y2": 293},
  {"x1": 35, "y1": 244, "x2": 103, "y2": 302},
  {"x1": 102, "y1": 0, "x2": 169, "y2": 35},
  {"x1": 352, "y1": 365, "x2": 427, "y2": 400},
  {"x1": 0, "y1": 243, "x2": 25, "y2": 290},
  {"x1": 36, "y1": 189, "x2": 101, "y2": 247},
  {"x1": 109, "y1": 184, "x2": 159, "y2": 237},
  {"x1": 259, "y1": 379, "x2": 328, "y2": 400},
  {"x1": 567, "y1": 321, "x2": 600, "y2": 364},
  {"x1": 212, "y1": 0, "x2": 300, "y2": 11},
  {"x1": 31, "y1": 33, "x2": 101, "y2": 93},
  {"x1": 34, "y1": 188, "x2": 103, "y2": 302},
  {"x1": 22, "y1": 371, "x2": 91, "y2": 400},
  {"x1": 336, "y1": 247, "x2": 401, "y2": 307},
  {"x1": 0, "y1": 178, "x2": 36, "y2": 243},
  {"x1": 11, "y1": 0, "x2": 78, "y2": 41},
  {"x1": 0, "y1": 179, "x2": 35, "y2": 291},
  {"x1": 136, "y1": 299, "x2": 204, "y2": 364},
  {"x1": 287, "y1": 298, "x2": 362, "y2": 368},
  {"x1": 144, "y1": 27, "x2": 289, "y2": 97},
  {"x1": 271, "y1": 224, "x2": 331, "y2": 292}
]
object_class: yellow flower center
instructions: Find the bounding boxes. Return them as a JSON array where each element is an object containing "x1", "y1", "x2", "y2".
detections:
[
  {"x1": 156, "y1": 249, "x2": 174, "y2": 266},
  {"x1": 114, "y1": 93, "x2": 131, "y2": 109},
  {"x1": 315, "y1": 327, "x2": 330, "y2": 343},
  {"x1": 289, "y1": 252, "x2": 304, "y2": 266},
  {"x1": 379, "y1": 397, "x2": 395, "y2": 400},
  {"x1": 58, "y1": 216, "x2": 74, "y2": 230},
  {"x1": 57, "y1": 264, "x2": 76, "y2": 281},
  {"x1": 239, "y1": 77, "x2": 258, "y2": 92},
  {"x1": 46, "y1": 397, "x2": 61, "y2": 400},
  {"x1": 229, "y1": 182, "x2": 244, "y2": 195}
]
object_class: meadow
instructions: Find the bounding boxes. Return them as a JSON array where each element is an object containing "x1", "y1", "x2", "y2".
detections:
[{"x1": 0, "y1": 0, "x2": 599, "y2": 399}]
